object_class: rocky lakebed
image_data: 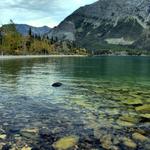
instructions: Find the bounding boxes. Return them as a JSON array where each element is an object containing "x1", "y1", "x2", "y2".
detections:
[{"x1": 0, "y1": 57, "x2": 150, "y2": 150}]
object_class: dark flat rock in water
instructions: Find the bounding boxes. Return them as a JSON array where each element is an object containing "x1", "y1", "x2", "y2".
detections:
[{"x1": 52, "y1": 82, "x2": 62, "y2": 87}]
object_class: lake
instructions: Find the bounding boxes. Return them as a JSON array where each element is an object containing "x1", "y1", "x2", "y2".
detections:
[{"x1": 0, "y1": 56, "x2": 150, "y2": 150}]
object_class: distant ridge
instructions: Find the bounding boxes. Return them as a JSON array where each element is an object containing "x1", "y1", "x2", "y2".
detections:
[
  {"x1": 15, "y1": 24, "x2": 51, "y2": 36},
  {"x1": 47, "y1": 0, "x2": 150, "y2": 51}
]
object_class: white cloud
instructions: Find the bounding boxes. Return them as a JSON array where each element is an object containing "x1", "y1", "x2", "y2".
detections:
[
  {"x1": 74, "y1": 0, "x2": 96, "y2": 5},
  {"x1": 0, "y1": 0, "x2": 98, "y2": 27},
  {"x1": 27, "y1": 17, "x2": 58, "y2": 27}
]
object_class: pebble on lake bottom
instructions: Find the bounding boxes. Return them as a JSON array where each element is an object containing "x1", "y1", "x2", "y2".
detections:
[
  {"x1": 53, "y1": 135, "x2": 79, "y2": 150},
  {"x1": 0, "y1": 134, "x2": 6, "y2": 140},
  {"x1": 132, "y1": 132, "x2": 149, "y2": 142},
  {"x1": 122, "y1": 137, "x2": 137, "y2": 149},
  {"x1": 21, "y1": 145, "x2": 32, "y2": 150}
]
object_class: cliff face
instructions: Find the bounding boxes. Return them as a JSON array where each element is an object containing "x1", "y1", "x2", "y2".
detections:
[{"x1": 48, "y1": 0, "x2": 150, "y2": 51}]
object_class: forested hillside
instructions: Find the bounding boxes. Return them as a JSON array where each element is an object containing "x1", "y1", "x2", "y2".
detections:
[{"x1": 0, "y1": 20, "x2": 87, "y2": 55}]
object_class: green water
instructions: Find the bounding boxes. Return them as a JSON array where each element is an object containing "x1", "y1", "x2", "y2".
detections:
[{"x1": 0, "y1": 56, "x2": 150, "y2": 150}]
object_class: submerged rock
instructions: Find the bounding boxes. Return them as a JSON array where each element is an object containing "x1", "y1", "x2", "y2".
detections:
[
  {"x1": 132, "y1": 132, "x2": 149, "y2": 142},
  {"x1": 94, "y1": 88, "x2": 105, "y2": 94},
  {"x1": 21, "y1": 128, "x2": 39, "y2": 134},
  {"x1": 140, "y1": 114, "x2": 150, "y2": 120},
  {"x1": 122, "y1": 137, "x2": 137, "y2": 149},
  {"x1": 39, "y1": 127, "x2": 55, "y2": 144},
  {"x1": 116, "y1": 120, "x2": 135, "y2": 127},
  {"x1": 0, "y1": 143, "x2": 5, "y2": 150},
  {"x1": 108, "y1": 87, "x2": 122, "y2": 92},
  {"x1": 20, "y1": 128, "x2": 39, "y2": 139},
  {"x1": 123, "y1": 99, "x2": 142, "y2": 105},
  {"x1": 72, "y1": 98, "x2": 93, "y2": 110},
  {"x1": 135, "y1": 104, "x2": 150, "y2": 113},
  {"x1": 100, "y1": 134, "x2": 113, "y2": 150},
  {"x1": 118, "y1": 114, "x2": 140, "y2": 124},
  {"x1": 21, "y1": 145, "x2": 32, "y2": 150},
  {"x1": 52, "y1": 82, "x2": 62, "y2": 87},
  {"x1": 53, "y1": 135, "x2": 79, "y2": 150},
  {"x1": 0, "y1": 134, "x2": 6, "y2": 140}
]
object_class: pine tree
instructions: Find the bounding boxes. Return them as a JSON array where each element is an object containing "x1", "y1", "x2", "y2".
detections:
[
  {"x1": 9, "y1": 19, "x2": 17, "y2": 32},
  {"x1": 50, "y1": 37, "x2": 54, "y2": 44},
  {"x1": 55, "y1": 37, "x2": 58, "y2": 42},
  {"x1": 47, "y1": 36, "x2": 49, "y2": 40},
  {"x1": 0, "y1": 28, "x2": 2, "y2": 45},
  {"x1": 28, "y1": 27, "x2": 32, "y2": 37}
]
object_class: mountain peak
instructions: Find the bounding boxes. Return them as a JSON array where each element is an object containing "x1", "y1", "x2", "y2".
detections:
[{"x1": 47, "y1": 0, "x2": 150, "y2": 51}]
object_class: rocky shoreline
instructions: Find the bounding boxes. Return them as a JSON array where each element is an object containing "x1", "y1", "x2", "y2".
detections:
[
  {"x1": 0, "y1": 55, "x2": 87, "y2": 60},
  {"x1": 0, "y1": 53, "x2": 149, "y2": 60}
]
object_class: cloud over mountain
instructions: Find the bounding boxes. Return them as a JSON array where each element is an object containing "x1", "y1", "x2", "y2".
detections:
[{"x1": 0, "y1": 0, "x2": 97, "y2": 27}]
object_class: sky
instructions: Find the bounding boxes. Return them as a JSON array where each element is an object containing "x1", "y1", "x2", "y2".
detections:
[{"x1": 0, "y1": 0, "x2": 97, "y2": 27}]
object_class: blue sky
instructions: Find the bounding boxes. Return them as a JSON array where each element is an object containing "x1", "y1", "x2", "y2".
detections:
[{"x1": 0, "y1": 0, "x2": 97, "y2": 27}]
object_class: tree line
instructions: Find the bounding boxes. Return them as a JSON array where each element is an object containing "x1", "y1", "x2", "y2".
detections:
[{"x1": 0, "y1": 20, "x2": 87, "y2": 55}]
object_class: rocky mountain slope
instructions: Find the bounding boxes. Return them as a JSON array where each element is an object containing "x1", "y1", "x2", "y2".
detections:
[
  {"x1": 47, "y1": 0, "x2": 150, "y2": 51},
  {"x1": 16, "y1": 24, "x2": 51, "y2": 36}
]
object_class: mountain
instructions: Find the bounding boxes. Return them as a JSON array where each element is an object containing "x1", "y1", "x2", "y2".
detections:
[
  {"x1": 15, "y1": 24, "x2": 51, "y2": 36},
  {"x1": 47, "y1": 0, "x2": 150, "y2": 51}
]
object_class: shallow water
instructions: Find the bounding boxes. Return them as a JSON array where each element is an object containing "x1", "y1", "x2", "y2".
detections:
[{"x1": 0, "y1": 56, "x2": 150, "y2": 150}]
